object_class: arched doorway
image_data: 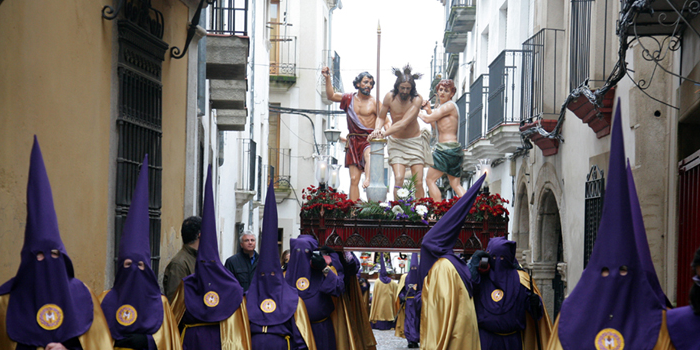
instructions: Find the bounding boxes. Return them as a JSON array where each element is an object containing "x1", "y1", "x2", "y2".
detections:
[{"x1": 536, "y1": 189, "x2": 565, "y2": 317}]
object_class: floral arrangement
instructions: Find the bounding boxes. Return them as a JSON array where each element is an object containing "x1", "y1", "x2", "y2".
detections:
[
  {"x1": 300, "y1": 185, "x2": 355, "y2": 218},
  {"x1": 300, "y1": 181, "x2": 510, "y2": 223}
]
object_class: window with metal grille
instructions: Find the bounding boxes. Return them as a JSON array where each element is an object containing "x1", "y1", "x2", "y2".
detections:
[
  {"x1": 569, "y1": 0, "x2": 594, "y2": 91},
  {"x1": 114, "y1": 20, "x2": 167, "y2": 274},
  {"x1": 209, "y1": 0, "x2": 248, "y2": 36},
  {"x1": 584, "y1": 165, "x2": 605, "y2": 267}
]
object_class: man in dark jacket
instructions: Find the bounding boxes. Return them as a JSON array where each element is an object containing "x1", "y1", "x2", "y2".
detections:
[
  {"x1": 162, "y1": 215, "x2": 201, "y2": 303},
  {"x1": 224, "y1": 231, "x2": 259, "y2": 291}
]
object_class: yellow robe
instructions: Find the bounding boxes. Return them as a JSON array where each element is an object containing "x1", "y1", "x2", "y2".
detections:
[
  {"x1": 546, "y1": 309, "x2": 675, "y2": 350},
  {"x1": 369, "y1": 277, "x2": 398, "y2": 326},
  {"x1": 290, "y1": 297, "x2": 317, "y2": 350},
  {"x1": 394, "y1": 274, "x2": 407, "y2": 338},
  {"x1": 98, "y1": 291, "x2": 182, "y2": 350},
  {"x1": 515, "y1": 270, "x2": 553, "y2": 349},
  {"x1": 420, "y1": 258, "x2": 481, "y2": 350},
  {"x1": 0, "y1": 285, "x2": 114, "y2": 349},
  {"x1": 170, "y1": 283, "x2": 252, "y2": 350}
]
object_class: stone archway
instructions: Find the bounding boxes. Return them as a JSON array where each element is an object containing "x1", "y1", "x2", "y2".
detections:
[
  {"x1": 513, "y1": 183, "x2": 530, "y2": 260},
  {"x1": 534, "y1": 189, "x2": 565, "y2": 318}
]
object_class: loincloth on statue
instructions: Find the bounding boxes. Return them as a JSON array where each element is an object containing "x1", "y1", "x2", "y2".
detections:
[
  {"x1": 386, "y1": 130, "x2": 434, "y2": 167},
  {"x1": 345, "y1": 133, "x2": 371, "y2": 171},
  {"x1": 431, "y1": 141, "x2": 463, "y2": 177}
]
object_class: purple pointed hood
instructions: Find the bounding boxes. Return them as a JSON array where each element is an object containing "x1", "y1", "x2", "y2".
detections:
[
  {"x1": 0, "y1": 137, "x2": 94, "y2": 346},
  {"x1": 558, "y1": 101, "x2": 663, "y2": 350},
  {"x1": 183, "y1": 166, "x2": 243, "y2": 322},
  {"x1": 247, "y1": 181, "x2": 299, "y2": 326},
  {"x1": 420, "y1": 174, "x2": 486, "y2": 295},
  {"x1": 405, "y1": 253, "x2": 420, "y2": 286},
  {"x1": 627, "y1": 160, "x2": 669, "y2": 307},
  {"x1": 478, "y1": 236, "x2": 520, "y2": 315},
  {"x1": 101, "y1": 155, "x2": 163, "y2": 340},
  {"x1": 285, "y1": 234, "x2": 322, "y2": 299},
  {"x1": 378, "y1": 253, "x2": 391, "y2": 284}
]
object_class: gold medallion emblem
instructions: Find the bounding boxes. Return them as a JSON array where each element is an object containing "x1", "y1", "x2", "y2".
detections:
[
  {"x1": 595, "y1": 328, "x2": 625, "y2": 350},
  {"x1": 116, "y1": 304, "x2": 138, "y2": 326},
  {"x1": 203, "y1": 291, "x2": 220, "y2": 307},
  {"x1": 491, "y1": 289, "x2": 504, "y2": 302},
  {"x1": 261, "y1": 298, "x2": 277, "y2": 313},
  {"x1": 296, "y1": 277, "x2": 310, "y2": 291},
  {"x1": 36, "y1": 304, "x2": 63, "y2": 330}
]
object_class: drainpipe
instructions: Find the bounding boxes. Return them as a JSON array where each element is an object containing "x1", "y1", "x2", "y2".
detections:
[{"x1": 248, "y1": 0, "x2": 257, "y2": 227}]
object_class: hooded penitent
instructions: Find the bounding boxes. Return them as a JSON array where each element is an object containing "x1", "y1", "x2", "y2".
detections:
[
  {"x1": 100, "y1": 155, "x2": 163, "y2": 341},
  {"x1": 405, "y1": 253, "x2": 420, "y2": 288},
  {"x1": 419, "y1": 174, "x2": 486, "y2": 294},
  {"x1": 379, "y1": 253, "x2": 391, "y2": 284},
  {"x1": 285, "y1": 235, "x2": 322, "y2": 299},
  {"x1": 182, "y1": 166, "x2": 244, "y2": 322},
  {"x1": 477, "y1": 237, "x2": 521, "y2": 319},
  {"x1": 557, "y1": 101, "x2": 664, "y2": 350},
  {"x1": 0, "y1": 137, "x2": 94, "y2": 347},
  {"x1": 246, "y1": 181, "x2": 298, "y2": 325}
]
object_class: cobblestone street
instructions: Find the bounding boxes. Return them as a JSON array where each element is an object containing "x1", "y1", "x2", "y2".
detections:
[{"x1": 373, "y1": 329, "x2": 410, "y2": 350}]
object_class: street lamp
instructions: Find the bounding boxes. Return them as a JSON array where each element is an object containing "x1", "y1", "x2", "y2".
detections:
[{"x1": 324, "y1": 127, "x2": 341, "y2": 144}]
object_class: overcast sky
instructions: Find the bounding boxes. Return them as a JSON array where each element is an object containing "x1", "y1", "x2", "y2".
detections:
[{"x1": 330, "y1": 0, "x2": 446, "y2": 99}]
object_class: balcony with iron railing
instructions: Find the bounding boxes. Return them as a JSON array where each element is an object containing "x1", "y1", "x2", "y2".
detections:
[
  {"x1": 268, "y1": 147, "x2": 293, "y2": 202},
  {"x1": 486, "y1": 50, "x2": 528, "y2": 154},
  {"x1": 207, "y1": 0, "x2": 249, "y2": 131},
  {"x1": 466, "y1": 74, "x2": 500, "y2": 160},
  {"x1": 429, "y1": 44, "x2": 446, "y2": 103},
  {"x1": 446, "y1": 53, "x2": 460, "y2": 80},
  {"x1": 456, "y1": 92, "x2": 477, "y2": 173},
  {"x1": 236, "y1": 138, "x2": 257, "y2": 205},
  {"x1": 270, "y1": 35, "x2": 297, "y2": 88},
  {"x1": 443, "y1": 0, "x2": 475, "y2": 53},
  {"x1": 520, "y1": 28, "x2": 565, "y2": 156}
]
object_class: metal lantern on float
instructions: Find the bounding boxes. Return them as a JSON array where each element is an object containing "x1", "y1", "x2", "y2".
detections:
[
  {"x1": 328, "y1": 164, "x2": 341, "y2": 189},
  {"x1": 315, "y1": 154, "x2": 331, "y2": 187}
]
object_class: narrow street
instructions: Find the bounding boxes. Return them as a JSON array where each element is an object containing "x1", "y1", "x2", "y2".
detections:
[{"x1": 373, "y1": 329, "x2": 410, "y2": 350}]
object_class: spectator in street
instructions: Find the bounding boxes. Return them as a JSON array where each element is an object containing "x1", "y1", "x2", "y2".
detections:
[
  {"x1": 419, "y1": 174, "x2": 485, "y2": 349},
  {"x1": 162, "y1": 215, "x2": 201, "y2": 303},
  {"x1": 99, "y1": 155, "x2": 181, "y2": 350},
  {"x1": 0, "y1": 138, "x2": 113, "y2": 349},
  {"x1": 247, "y1": 182, "x2": 316, "y2": 349},
  {"x1": 225, "y1": 231, "x2": 259, "y2": 292},
  {"x1": 170, "y1": 167, "x2": 250, "y2": 349},
  {"x1": 369, "y1": 253, "x2": 399, "y2": 330},
  {"x1": 281, "y1": 249, "x2": 290, "y2": 272}
]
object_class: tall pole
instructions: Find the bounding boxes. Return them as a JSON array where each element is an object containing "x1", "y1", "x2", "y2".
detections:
[{"x1": 376, "y1": 21, "x2": 381, "y2": 117}]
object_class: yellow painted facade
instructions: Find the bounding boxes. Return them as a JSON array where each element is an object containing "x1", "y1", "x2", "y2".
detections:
[{"x1": 0, "y1": 0, "x2": 192, "y2": 292}]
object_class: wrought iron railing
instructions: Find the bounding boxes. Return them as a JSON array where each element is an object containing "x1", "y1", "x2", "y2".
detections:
[
  {"x1": 521, "y1": 28, "x2": 565, "y2": 122},
  {"x1": 569, "y1": 0, "x2": 594, "y2": 91},
  {"x1": 487, "y1": 50, "x2": 527, "y2": 131},
  {"x1": 209, "y1": 0, "x2": 248, "y2": 36},
  {"x1": 269, "y1": 148, "x2": 292, "y2": 188},
  {"x1": 270, "y1": 36, "x2": 297, "y2": 77},
  {"x1": 584, "y1": 165, "x2": 605, "y2": 267},
  {"x1": 236, "y1": 138, "x2": 256, "y2": 191},
  {"x1": 468, "y1": 74, "x2": 489, "y2": 145},
  {"x1": 456, "y1": 92, "x2": 468, "y2": 147}
]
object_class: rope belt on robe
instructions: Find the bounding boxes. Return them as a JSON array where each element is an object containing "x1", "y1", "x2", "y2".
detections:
[
  {"x1": 179, "y1": 322, "x2": 218, "y2": 342},
  {"x1": 258, "y1": 327, "x2": 292, "y2": 350}
]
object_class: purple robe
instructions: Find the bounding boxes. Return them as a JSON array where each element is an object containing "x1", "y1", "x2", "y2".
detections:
[
  {"x1": 557, "y1": 102, "x2": 664, "y2": 350},
  {"x1": 180, "y1": 310, "x2": 222, "y2": 350},
  {"x1": 404, "y1": 253, "x2": 421, "y2": 343},
  {"x1": 249, "y1": 181, "x2": 308, "y2": 349},
  {"x1": 100, "y1": 155, "x2": 164, "y2": 349},
  {"x1": 286, "y1": 236, "x2": 343, "y2": 350},
  {"x1": 0, "y1": 138, "x2": 94, "y2": 348},
  {"x1": 667, "y1": 306, "x2": 700, "y2": 350}
]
